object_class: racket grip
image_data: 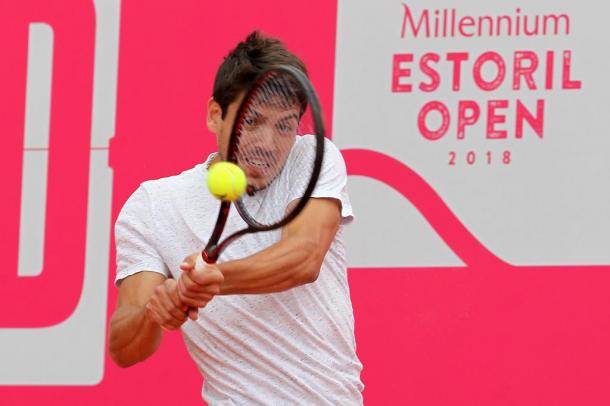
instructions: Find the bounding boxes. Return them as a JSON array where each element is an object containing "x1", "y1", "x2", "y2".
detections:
[
  {"x1": 183, "y1": 253, "x2": 208, "y2": 321},
  {"x1": 194, "y1": 253, "x2": 206, "y2": 272}
]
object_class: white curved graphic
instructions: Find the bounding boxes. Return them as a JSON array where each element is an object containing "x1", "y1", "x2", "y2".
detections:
[{"x1": 333, "y1": 0, "x2": 610, "y2": 266}]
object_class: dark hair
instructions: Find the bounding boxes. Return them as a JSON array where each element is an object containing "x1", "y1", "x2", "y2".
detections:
[{"x1": 213, "y1": 31, "x2": 308, "y2": 118}]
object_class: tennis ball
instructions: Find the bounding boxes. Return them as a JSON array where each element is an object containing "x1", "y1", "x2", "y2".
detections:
[{"x1": 207, "y1": 161, "x2": 247, "y2": 201}]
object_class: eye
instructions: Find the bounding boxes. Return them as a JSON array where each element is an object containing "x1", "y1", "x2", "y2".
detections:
[
  {"x1": 276, "y1": 122, "x2": 296, "y2": 135},
  {"x1": 242, "y1": 116, "x2": 257, "y2": 129}
]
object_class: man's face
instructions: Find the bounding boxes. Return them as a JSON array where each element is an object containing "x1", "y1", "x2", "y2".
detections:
[{"x1": 209, "y1": 95, "x2": 300, "y2": 192}]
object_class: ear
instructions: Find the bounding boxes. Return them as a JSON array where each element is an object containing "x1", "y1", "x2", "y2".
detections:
[{"x1": 206, "y1": 98, "x2": 223, "y2": 134}]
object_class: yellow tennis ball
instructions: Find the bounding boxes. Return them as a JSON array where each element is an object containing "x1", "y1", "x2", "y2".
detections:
[{"x1": 207, "y1": 161, "x2": 247, "y2": 201}]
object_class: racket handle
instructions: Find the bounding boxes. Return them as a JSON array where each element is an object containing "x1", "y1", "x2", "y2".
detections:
[
  {"x1": 181, "y1": 253, "x2": 208, "y2": 322},
  {"x1": 194, "y1": 253, "x2": 207, "y2": 272}
]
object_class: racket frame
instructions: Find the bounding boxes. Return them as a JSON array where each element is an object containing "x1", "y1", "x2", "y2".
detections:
[{"x1": 202, "y1": 65, "x2": 325, "y2": 264}]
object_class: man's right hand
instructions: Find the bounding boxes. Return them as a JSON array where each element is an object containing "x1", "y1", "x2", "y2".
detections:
[
  {"x1": 145, "y1": 278, "x2": 189, "y2": 331},
  {"x1": 175, "y1": 254, "x2": 225, "y2": 320},
  {"x1": 145, "y1": 256, "x2": 224, "y2": 330}
]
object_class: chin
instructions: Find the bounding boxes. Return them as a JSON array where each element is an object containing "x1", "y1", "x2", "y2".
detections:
[{"x1": 246, "y1": 179, "x2": 271, "y2": 195}]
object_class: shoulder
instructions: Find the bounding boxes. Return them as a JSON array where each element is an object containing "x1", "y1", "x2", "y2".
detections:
[
  {"x1": 119, "y1": 164, "x2": 207, "y2": 222},
  {"x1": 293, "y1": 135, "x2": 342, "y2": 154},
  {"x1": 321, "y1": 137, "x2": 347, "y2": 171},
  {"x1": 288, "y1": 136, "x2": 353, "y2": 221},
  {"x1": 291, "y1": 136, "x2": 346, "y2": 170}
]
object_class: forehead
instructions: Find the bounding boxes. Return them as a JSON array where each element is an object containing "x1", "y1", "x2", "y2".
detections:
[
  {"x1": 249, "y1": 77, "x2": 303, "y2": 111},
  {"x1": 226, "y1": 90, "x2": 300, "y2": 116},
  {"x1": 246, "y1": 99, "x2": 301, "y2": 119},
  {"x1": 250, "y1": 82, "x2": 300, "y2": 104}
]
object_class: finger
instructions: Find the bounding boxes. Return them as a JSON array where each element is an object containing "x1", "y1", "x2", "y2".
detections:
[
  {"x1": 145, "y1": 304, "x2": 164, "y2": 326},
  {"x1": 188, "y1": 308, "x2": 199, "y2": 321},
  {"x1": 148, "y1": 291, "x2": 185, "y2": 330},
  {"x1": 179, "y1": 269, "x2": 221, "y2": 295},
  {"x1": 177, "y1": 275, "x2": 213, "y2": 308},
  {"x1": 146, "y1": 301, "x2": 181, "y2": 330},
  {"x1": 179, "y1": 262, "x2": 194, "y2": 272},
  {"x1": 192, "y1": 291, "x2": 221, "y2": 315},
  {"x1": 158, "y1": 285, "x2": 188, "y2": 323},
  {"x1": 179, "y1": 282, "x2": 218, "y2": 305},
  {"x1": 189, "y1": 266, "x2": 225, "y2": 286},
  {"x1": 179, "y1": 292, "x2": 214, "y2": 308},
  {"x1": 180, "y1": 253, "x2": 199, "y2": 271},
  {"x1": 165, "y1": 279, "x2": 189, "y2": 312},
  {"x1": 161, "y1": 321, "x2": 182, "y2": 331}
]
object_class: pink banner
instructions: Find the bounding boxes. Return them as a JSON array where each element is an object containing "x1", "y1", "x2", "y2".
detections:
[{"x1": 2, "y1": 0, "x2": 610, "y2": 404}]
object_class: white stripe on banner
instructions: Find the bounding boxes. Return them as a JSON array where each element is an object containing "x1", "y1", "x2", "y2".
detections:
[{"x1": 19, "y1": 23, "x2": 54, "y2": 277}]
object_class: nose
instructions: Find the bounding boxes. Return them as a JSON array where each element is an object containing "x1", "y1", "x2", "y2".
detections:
[{"x1": 241, "y1": 123, "x2": 276, "y2": 152}]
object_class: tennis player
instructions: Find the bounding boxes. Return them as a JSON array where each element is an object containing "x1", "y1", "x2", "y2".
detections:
[{"x1": 109, "y1": 31, "x2": 364, "y2": 404}]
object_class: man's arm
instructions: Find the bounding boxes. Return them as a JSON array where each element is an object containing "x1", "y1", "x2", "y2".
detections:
[
  {"x1": 109, "y1": 272, "x2": 173, "y2": 367},
  {"x1": 181, "y1": 197, "x2": 342, "y2": 295},
  {"x1": 109, "y1": 266, "x2": 224, "y2": 368}
]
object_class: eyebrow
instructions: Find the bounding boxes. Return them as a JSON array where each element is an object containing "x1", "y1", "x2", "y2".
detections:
[
  {"x1": 276, "y1": 113, "x2": 299, "y2": 124},
  {"x1": 248, "y1": 109, "x2": 299, "y2": 124}
]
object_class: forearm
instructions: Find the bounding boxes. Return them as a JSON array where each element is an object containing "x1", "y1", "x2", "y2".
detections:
[
  {"x1": 109, "y1": 304, "x2": 162, "y2": 368},
  {"x1": 218, "y1": 236, "x2": 321, "y2": 295}
]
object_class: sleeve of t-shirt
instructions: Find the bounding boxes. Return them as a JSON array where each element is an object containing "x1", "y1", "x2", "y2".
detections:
[
  {"x1": 114, "y1": 185, "x2": 169, "y2": 285},
  {"x1": 288, "y1": 137, "x2": 354, "y2": 223}
]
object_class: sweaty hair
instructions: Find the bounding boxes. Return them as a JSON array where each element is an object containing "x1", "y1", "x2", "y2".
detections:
[{"x1": 212, "y1": 31, "x2": 308, "y2": 118}]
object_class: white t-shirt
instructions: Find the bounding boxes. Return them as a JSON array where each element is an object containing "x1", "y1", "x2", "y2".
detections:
[{"x1": 115, "y1": 137, "x2": 364, "y2": 405}]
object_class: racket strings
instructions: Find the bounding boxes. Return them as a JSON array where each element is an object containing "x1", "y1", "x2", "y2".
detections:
[{"x1": 233, "y1": 72, "x2": 317, "y2": 227}]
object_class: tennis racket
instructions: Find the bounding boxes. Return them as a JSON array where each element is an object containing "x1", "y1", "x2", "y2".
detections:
[{"x1": 195, "y1": 65, "x2": 326, "y2": 271}]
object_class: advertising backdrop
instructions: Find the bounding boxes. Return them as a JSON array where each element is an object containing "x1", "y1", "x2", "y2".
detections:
[{"x1": 1, "y1": 0, "x2": 610, "y2": 404}]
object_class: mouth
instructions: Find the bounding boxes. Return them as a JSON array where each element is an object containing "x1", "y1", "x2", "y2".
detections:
[
  {"x1": 244, "y1": 156, "x2": 272, "y2": 169},
  {"x1": 240, "y1": 147, "x2": 277, "y2": 173}
]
